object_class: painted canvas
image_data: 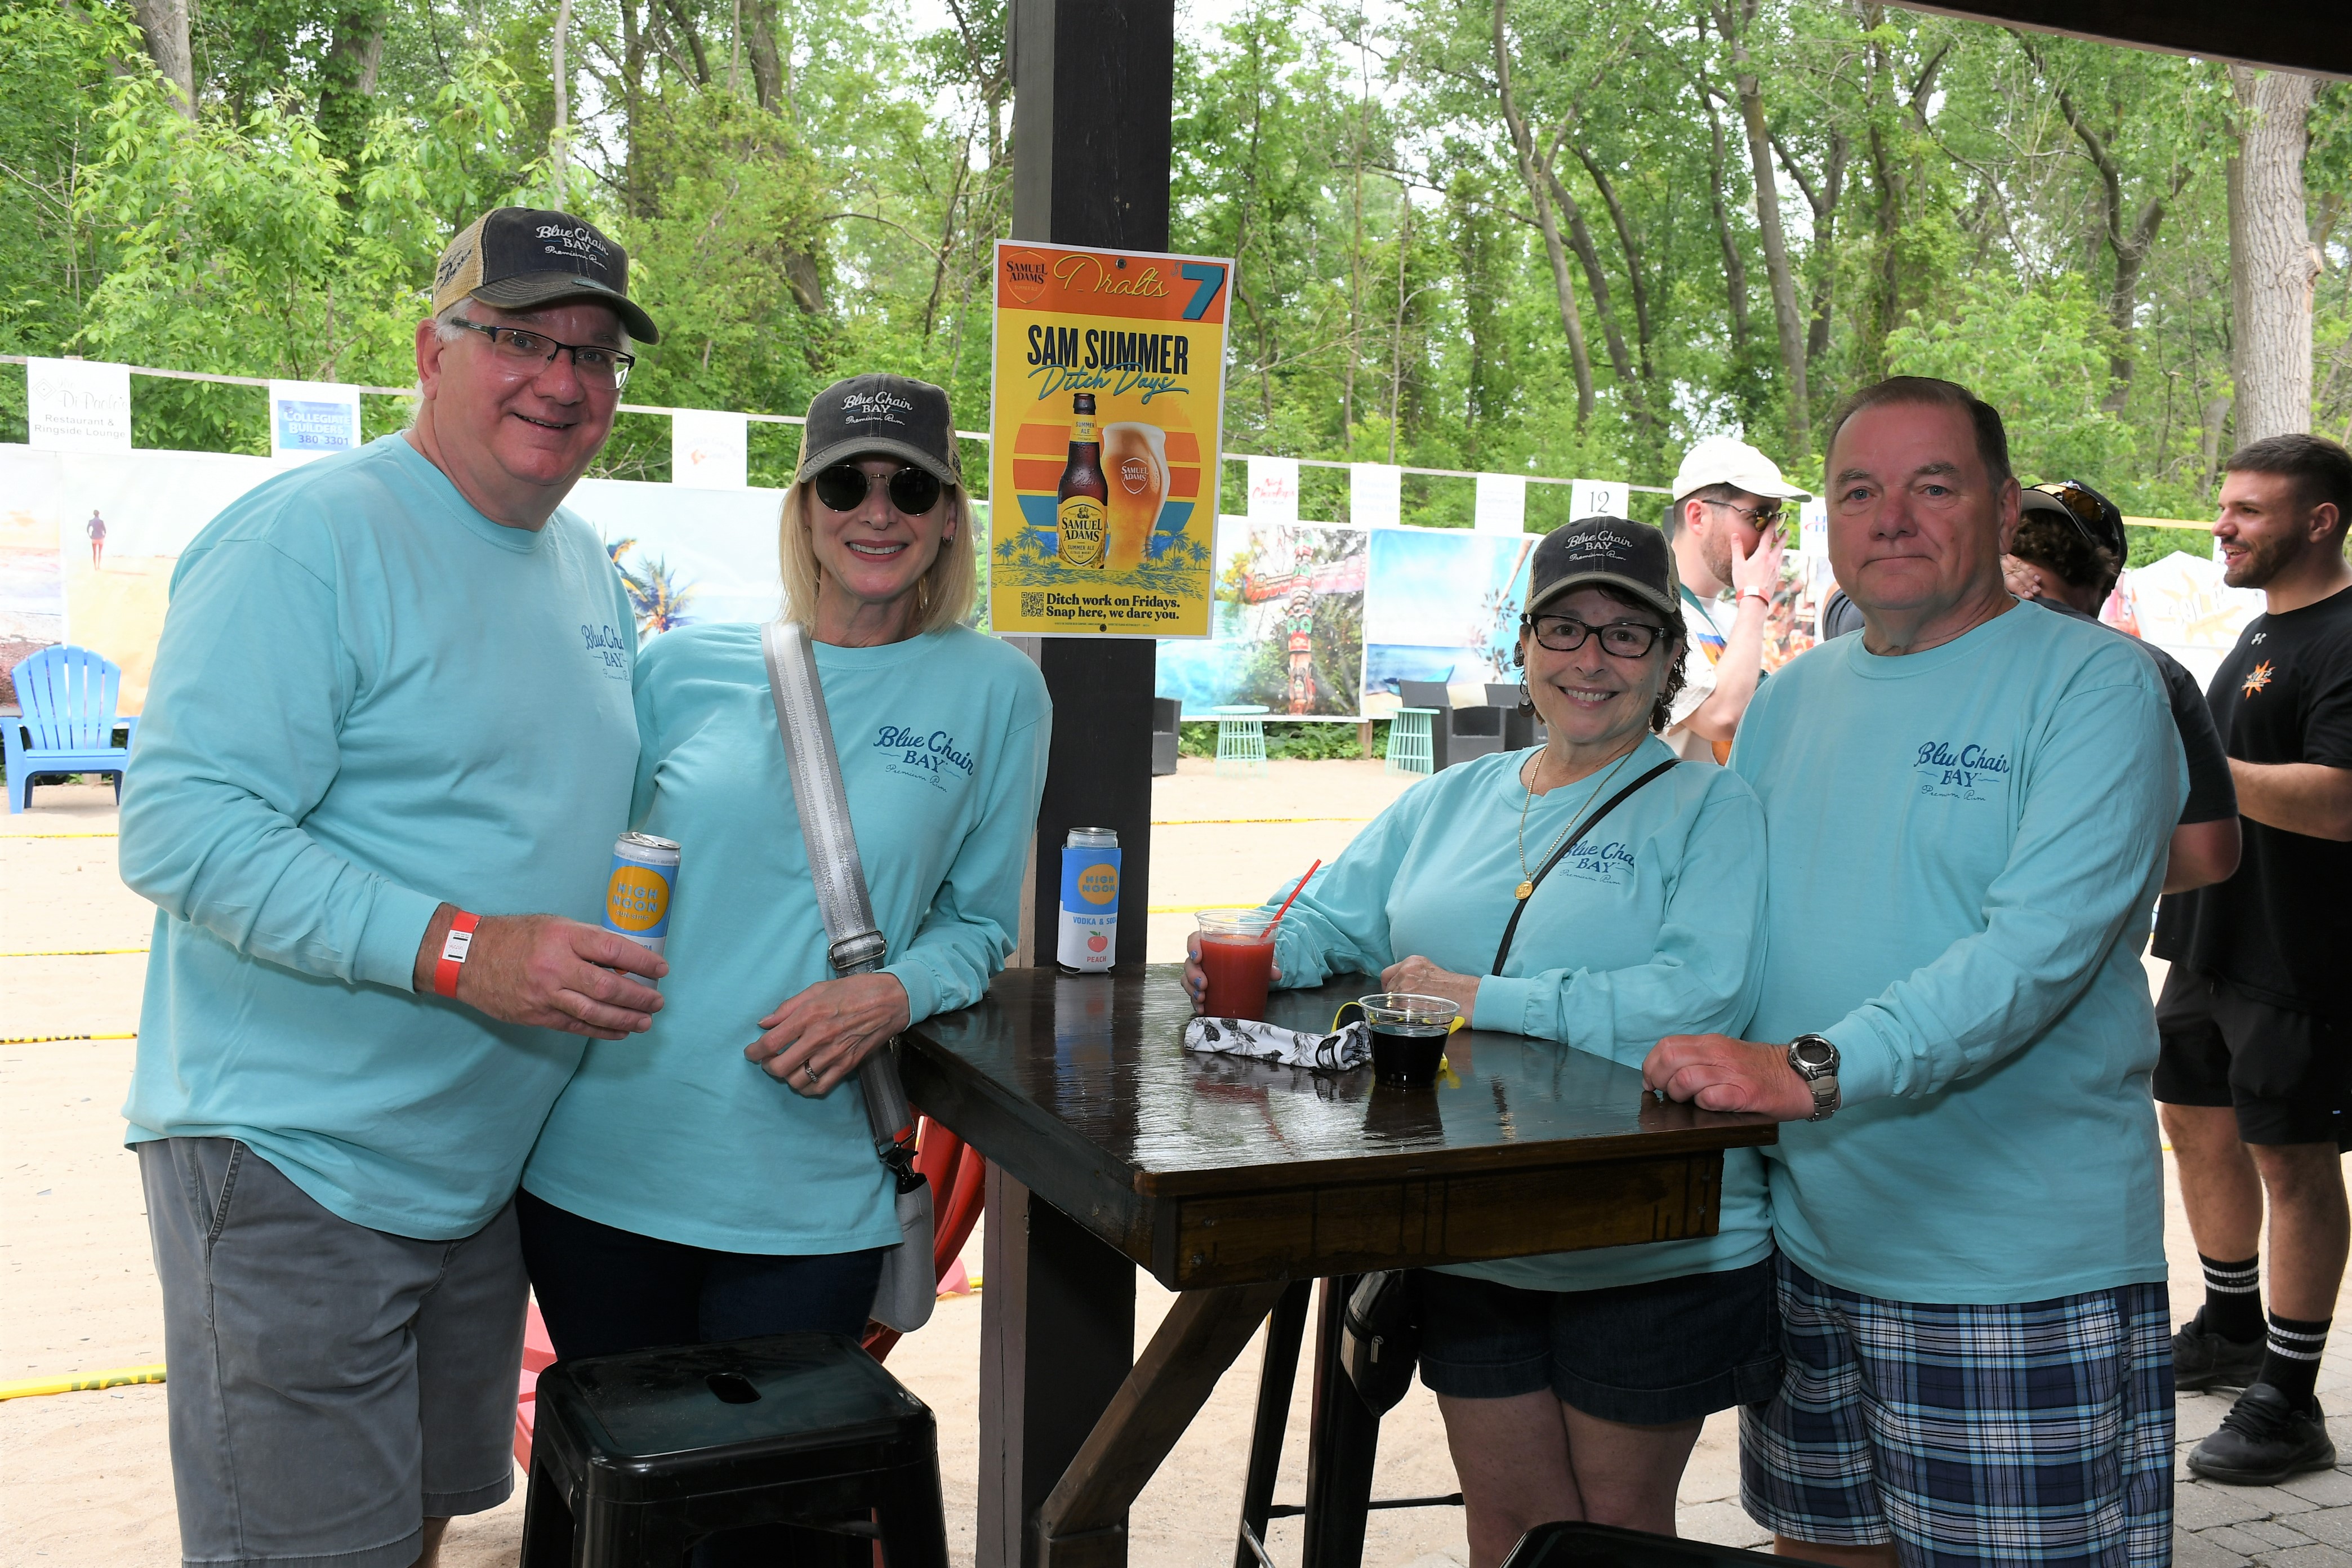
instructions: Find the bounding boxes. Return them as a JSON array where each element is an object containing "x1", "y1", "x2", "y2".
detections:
[
  {"x1": 1156, "y1": 518, "x2": 1367, "y2": 718},
  {"x1": 1360, "y1": 528, "x2": 1537, "y2": 718}
]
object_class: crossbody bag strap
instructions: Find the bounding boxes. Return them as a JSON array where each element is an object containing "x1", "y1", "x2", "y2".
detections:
[
  {"x1": 1489, "y1": 758, "x2": 1678, "y2": 977},
  {"x1": 760, "y1": 620, "x2": 917, "y2": 1163}
]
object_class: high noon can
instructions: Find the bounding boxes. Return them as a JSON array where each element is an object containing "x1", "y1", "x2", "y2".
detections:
[
  {"x1": 1055, "y1": 827, "x2": 1119, "y2": 974},
  {"x1": 603, "y1": 832, "x2": 681, "y2": 956}
]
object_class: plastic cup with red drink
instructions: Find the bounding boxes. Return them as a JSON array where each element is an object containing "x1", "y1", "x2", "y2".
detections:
[{"x1": 1194, "y1": 908, "x2": 1279, "y2": 1020}]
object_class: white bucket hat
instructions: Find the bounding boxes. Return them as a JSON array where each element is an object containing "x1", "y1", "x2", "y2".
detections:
[{"x1": 1671, "y1": 434, "x2": 1810, "y2": 504}]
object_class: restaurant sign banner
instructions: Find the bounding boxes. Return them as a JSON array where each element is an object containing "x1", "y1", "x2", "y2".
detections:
[{"x1": 987, "y1": 239, "x2": 1231, "y2": 638}]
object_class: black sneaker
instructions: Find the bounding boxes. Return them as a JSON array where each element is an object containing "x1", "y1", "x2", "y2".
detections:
[
  {"x1": 2188, "y1": 1384, "x2": 2337, "y2": 1485},
  {"x1": 2175, "y1": 1308, "x2": 2266, "y2": 1392}
]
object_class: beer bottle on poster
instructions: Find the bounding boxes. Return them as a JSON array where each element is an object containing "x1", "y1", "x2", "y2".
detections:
[{"x1": 1057, "y1": 393, "x2": 1109, "y2": 568}]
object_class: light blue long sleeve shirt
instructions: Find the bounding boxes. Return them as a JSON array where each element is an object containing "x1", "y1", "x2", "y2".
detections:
[
  {"x1": 1732, "y1": 603, "x2": 2184, "y2": 1304},
  {"x1": 522, "y1": 622, "x2": 1050, "y2": 1254},
  {"x1": 119, "y1": 435, "x2": 640, "y2": 1240},
  {"x1": 1268, "y1": 734, "x2": 1772, "y2": 1291}
]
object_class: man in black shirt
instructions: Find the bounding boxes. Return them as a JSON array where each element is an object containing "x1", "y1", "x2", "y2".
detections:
[
  {"x1": 2003, "y1": 478, "x2": 2241, "y2": 890},
  {"x1": 2154, "y1": 434, "x2": 2352, "y2": 1486}
]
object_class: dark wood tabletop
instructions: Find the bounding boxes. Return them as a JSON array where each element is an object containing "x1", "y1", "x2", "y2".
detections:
[{"x1": 901, "y1": 964, "x2": 1776, "y2": 1291}]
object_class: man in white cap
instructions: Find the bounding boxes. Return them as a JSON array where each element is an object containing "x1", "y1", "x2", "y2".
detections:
[{"x1": 1662, "y1": 434, "x2": 1810, "y2": 761}]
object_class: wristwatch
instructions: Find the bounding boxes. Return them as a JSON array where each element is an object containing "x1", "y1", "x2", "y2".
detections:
[{"x1": 1787, "y1": 1034, "x2": 1841, "y2": 1121}]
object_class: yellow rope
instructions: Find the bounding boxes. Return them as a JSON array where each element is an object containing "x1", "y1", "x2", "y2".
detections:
[
  {"x1": 0, "y1": 1364, "x2": 166, "y2": 1401},
  {"x1": 0, "y1": 1031, "x2": 137, "y2": 1043},
  {"x1": 0, "y1": 947, "x2": 150, "y2": 958},
  {"x1": 1, "y1": 831, "x2": 119, "y2": 839},
  {"x1": 1151, "y1": 816, "x2": 1372, "y2": 825}
]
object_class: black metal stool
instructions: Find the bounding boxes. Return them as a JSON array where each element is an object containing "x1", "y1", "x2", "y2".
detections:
[
  {"x1": 1233, "y1": 1276, "x2": 1462, "y2": 1568},
  {"x1": 1502, "y1": 1521, "x2": 1795, "y2": 1567},
  {"x1": 520, "y1": 1331, "x2": 949, "y2": 1567}
]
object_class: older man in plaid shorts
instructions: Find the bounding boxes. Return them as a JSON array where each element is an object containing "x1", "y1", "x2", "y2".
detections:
[{"x1": 1649, "y1": 376, "x2": 2184, "y2": 1567}]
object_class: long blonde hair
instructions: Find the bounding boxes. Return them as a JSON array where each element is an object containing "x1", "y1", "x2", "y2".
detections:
[{"x1": 777, "y1": 465, "x2": 978, "y2": 636}]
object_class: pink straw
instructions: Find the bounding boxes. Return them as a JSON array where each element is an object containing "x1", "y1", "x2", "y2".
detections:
[{"x1": 1266, "y1": 860, "x2": 1321, "y2": 934}]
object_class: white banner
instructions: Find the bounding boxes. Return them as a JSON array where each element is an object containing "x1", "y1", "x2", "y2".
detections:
[
  {"x1": 268, "y1": 380, "x2": 363, "y2": 462},
  {"x1": 1246, "y1": 455, "x2": 1299, "y2": 525},
  {"x1": 27, "y1": 358, "x2": 132, "y2": 453},
  {"x1": 1473, "y1": 473, "x2": 1526, "y2": 535},
  {"x1": 1349, "y1": 463, "x2": 1401, "y2": 529},
  {"x1": 1568, "y1": 478, "x2": 1629, "y2": 521},
  {"x1": 1799, "y1": 497, "x2": 1829, "y2": 556},
  {"x1": 671, "y1": 409, "x2": 750, "y2": 489}
]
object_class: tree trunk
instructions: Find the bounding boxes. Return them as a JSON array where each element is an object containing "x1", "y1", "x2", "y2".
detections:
[
  {"x1": 1494, "y1": 0, "x2": 1593, "y2": 426},
  {"x1": 552, "y1": 0, "x2": 573, "y2": 208},
  {"x1": 2228, "y1": 65, "x2": 2318, "y2": 443},
  {"x1": 1547, "y1": 157, "x2": 1635, "y2": 393},
  {"x1": 1703, "y1": 95, "x2": 1750, "y2": 358},
  {"x1": 319, "y1": 6, "x2": 389, "y2": 176},
  {"x1": 745, "y1": 0, "x2": 783, "y2": 113},
  {"x1": 130, "y1": 0, "x2": 194, "y2": 118},
  {"x1": 1570, "y1": 144, "x2": 1656, "y2": 386},
  {"x1": 1716, "y1": 1, "x2": 1808, "y2": 459}
]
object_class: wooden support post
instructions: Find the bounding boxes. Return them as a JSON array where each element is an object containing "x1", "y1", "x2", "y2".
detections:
[
  {"x1": 1031, "y1": 1279, "x2": 1293, "y2": 1567},
  {"x1": 979, "y1": 1166, "x2": 1139, "y2": 1568}
]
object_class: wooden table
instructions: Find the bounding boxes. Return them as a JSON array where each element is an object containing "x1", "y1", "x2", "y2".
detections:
[{"x1": 900, "y1": 965, "x2": 1776, "y2": 1568}]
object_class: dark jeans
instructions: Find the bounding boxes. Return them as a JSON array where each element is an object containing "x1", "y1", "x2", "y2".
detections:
[
  {"x1": 516, "y1": 1186, "x2": 890, "y2": 1361},
  {"x1": 518, "y1": 1191, "x2": 896, "y2": 1565}
]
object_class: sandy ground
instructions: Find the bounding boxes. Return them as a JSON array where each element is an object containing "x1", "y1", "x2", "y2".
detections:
[{"x1": 4, "y1": 763, "x2": 2345, "y2": 1568}]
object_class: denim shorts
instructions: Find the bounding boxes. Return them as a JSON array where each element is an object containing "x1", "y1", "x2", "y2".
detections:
[{"x1": 1416, "y1": 1258, "x2": 1781, "y2": 1426}]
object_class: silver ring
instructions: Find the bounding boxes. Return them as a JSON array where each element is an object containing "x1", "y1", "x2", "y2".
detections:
[{"x1": 803, "y1": 1062, "x2": 819, "y2": 1085}]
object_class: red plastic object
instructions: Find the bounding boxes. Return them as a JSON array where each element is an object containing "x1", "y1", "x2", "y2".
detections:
[{"x1": 513, "y1": 1299, "x2": 558, "y2": 1468}]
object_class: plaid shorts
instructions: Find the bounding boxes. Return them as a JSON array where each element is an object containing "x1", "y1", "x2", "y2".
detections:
[{"x1": 1740, "y1": 1254, "x2": 2173, "y2": 1567}]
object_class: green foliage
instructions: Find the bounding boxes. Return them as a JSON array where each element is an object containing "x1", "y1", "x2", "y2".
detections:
[{"x1": 1178, "y1": 719, "x2": 1382, "y2": 760}]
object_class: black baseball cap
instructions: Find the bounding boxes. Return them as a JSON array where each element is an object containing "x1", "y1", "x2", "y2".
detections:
[
  {"x1": 432, "y1": 207, "x2": 660, "y2": 344},
  {"x1": 2021, "y1": 479, "x2": 2126, "y2": 560},
  {"x1": 795, "y1": 374, "x2": 961, "y2": 489},
  {"x1": 1527, "y1": 516, "x2": 1677, "y2": 620}
]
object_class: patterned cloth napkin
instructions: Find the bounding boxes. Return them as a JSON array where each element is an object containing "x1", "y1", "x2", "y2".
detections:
[{"x1": 1183, "y1": 1015, "x2": 1372, "y2": 1072}]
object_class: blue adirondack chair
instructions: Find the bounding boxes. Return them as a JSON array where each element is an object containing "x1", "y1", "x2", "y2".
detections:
[{"x1": 4, "y1": 645, "x2": 139, "y2": 812}]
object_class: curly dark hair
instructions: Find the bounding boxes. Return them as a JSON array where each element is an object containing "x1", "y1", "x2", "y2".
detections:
[
  {"x1": 2012, "y1": 513, "x2": 2121, "y2": 598},
  {"x1": 1516, "y1": 583, "x2": 1689, "y2": 733}
]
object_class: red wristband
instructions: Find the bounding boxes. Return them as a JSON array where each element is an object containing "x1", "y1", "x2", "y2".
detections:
[{"x1": 432, "y1": 911, "x2": 480, "y2": 998}]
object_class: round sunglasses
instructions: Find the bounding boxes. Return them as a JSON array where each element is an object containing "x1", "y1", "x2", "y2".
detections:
[{"x1": 811, "y1": 462, "x2": 946, "y2": 516}]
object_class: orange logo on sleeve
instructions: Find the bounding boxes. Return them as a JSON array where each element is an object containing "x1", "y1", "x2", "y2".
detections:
[{"x1": 2242, "y1": 661, "x2": 2274, "y2": 697}]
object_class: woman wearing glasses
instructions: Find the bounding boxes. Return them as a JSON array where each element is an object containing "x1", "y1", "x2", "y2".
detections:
[
  {"x1": 1186, "y1": 516, "x2": 1774, "y2": 1566},
  {"x1": 518, "y1": 375, "x2": 1049, "y2": 1377}
]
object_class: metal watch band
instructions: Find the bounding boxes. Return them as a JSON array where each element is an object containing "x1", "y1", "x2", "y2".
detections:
[
  {"x1": 1788, "y1": 1033, "x2": 1841, "y2": 1121},
  {"x1": 432, "y1": 911, "x2": 480, "y2": 999}
]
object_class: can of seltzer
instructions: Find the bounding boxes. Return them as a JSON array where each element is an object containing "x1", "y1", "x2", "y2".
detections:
[
  {"x1": 1055, "y1": 827, "x2": 1119, "y2": 974},
  {"x1": 603, "y1": 832, "x2": 681, "y2": 957}
]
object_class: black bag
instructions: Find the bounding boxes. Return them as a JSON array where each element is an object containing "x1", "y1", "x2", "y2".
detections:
[{"x1": 1338, "y1": 1270, "x2": 1421, "y2": 1414}]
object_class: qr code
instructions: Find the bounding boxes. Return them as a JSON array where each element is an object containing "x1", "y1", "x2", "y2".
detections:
[{"x1": 1022, "y1": 592, "x2": 1045, "y2": 617}]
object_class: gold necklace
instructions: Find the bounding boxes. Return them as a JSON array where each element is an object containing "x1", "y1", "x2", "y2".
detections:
[{"x1": 1515, "y1": 746, "x2": 1636, "y2": 901}]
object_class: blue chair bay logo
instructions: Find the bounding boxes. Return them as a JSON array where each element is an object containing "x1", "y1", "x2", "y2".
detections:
[
  {"x1": 1913, "y1": 740, "x2": 2010, "y2": 801},
  {"x1": 875, "y1": 725, "x2": 977, "y2": 788}
]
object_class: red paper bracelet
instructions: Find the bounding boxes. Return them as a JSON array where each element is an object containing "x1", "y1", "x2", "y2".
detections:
[{"x1": 432, "y1": 911, "x2": 480, "y2": 998}]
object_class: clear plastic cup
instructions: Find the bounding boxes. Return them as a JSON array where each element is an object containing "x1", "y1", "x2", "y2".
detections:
[
  {"x1": 1359, "y1": 992, "x2": 1460, "y2": 1087},
  {"x1": 1195, "y1": 908, "x2": 1279, "y2": 1020}
]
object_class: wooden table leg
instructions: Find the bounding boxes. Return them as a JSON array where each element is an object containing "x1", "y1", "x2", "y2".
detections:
[
  {"x1": 980, "y1": 1166, "x2": 1138, "y2": 1568},
  {"x1": 1301, "y1": 1275, "x2": 1382, "y2": 1568},
  {"x1": 1030, "y1": 1278, "x2": 1294, "y2": 1568}
]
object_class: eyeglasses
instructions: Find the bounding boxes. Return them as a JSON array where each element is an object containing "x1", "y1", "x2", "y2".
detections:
[
  {"x1": 445, "y1": 318, "x2": 634, "y2": 390},
  {"x1": 1524, "y1": 613, "x2": 1668, "y2": 658},
  {"x1": 2032, "y1": 482, "x2": 2123, "y2": 557},
  {"x1": 1701, "y1": 497, "x2": 1783, "y2": 529},
  {"x1": 811, "y1": 463, "x2": 946, "y2": 516}
]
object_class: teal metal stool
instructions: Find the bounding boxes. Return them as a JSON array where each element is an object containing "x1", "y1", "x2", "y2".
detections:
[
  {"x1": 1386, "y1": 708, "x2": 1435, "y2": 777},
  {"x1": 1211, "y1": 705, "x2": 1269, "y2": 777}
]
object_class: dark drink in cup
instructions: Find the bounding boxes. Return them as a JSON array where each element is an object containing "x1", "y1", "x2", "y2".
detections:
[
  {"x1": 1195, "y1": 908, "x2": 1278, "y2": 1019},
  {"x1": 1360, "y1": 993, "x2": 1460, "y2": 1088}
]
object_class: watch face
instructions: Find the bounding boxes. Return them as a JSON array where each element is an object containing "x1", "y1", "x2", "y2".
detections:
[{"x1": 1794, "y1": 1039, "x2": 1836, "y2": 1070}]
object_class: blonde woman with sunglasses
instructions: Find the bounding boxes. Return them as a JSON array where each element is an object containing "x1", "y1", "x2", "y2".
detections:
[{"x1": 518, "y1": 377, "x2": 1048, "y2": 1410}]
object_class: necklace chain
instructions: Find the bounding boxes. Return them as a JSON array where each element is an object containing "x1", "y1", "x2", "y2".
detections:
[{"x1": 1515, "y1": 747, "x2": 1636, "y2": 900}]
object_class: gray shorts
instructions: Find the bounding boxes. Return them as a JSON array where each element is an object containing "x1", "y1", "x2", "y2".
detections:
[{"x1": 139, "y1": 1137, "x2": 525, "y2": 1568}]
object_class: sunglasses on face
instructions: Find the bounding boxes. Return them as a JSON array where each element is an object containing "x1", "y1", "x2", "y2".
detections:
[
  {"x1": 811, "y1": 463, "x2": 946, "y2": 516},
  {"x1": 1701, "y1": 497, "x2": 1783, "y2": 529}
]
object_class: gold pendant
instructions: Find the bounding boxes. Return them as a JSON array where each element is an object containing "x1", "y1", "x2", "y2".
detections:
[{"x1": 1514, "y1": 880, "x2": 1534, "y2": 901}]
